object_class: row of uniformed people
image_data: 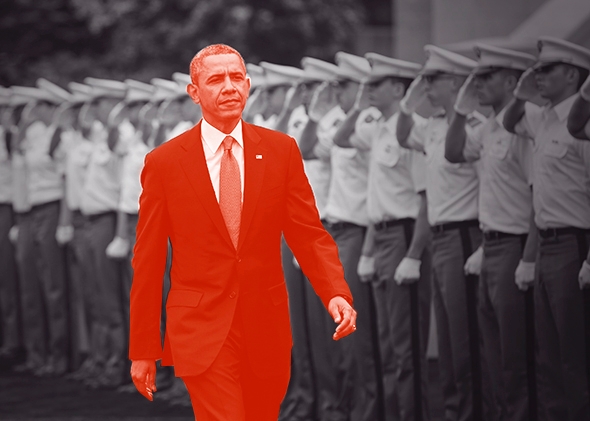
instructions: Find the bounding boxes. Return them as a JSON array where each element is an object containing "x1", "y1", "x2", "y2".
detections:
[
  {"x1": 0, "y1": 74, "x2": 199, "y2": 403},
  {"x1": 244, "y1": 36, "x2": 590, "y2": 421}
]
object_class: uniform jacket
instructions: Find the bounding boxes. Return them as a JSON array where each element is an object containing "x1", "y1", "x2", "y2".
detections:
[{"x1": 129, "y1": 120, "x2": 352, "y2": 377}]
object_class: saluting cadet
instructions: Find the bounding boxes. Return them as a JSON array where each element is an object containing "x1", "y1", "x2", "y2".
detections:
[
  {"x1": 45, "y1": 80, "x2": 95, "y2": 372},
  {"x1": 567, "y1": 72, "x2": 590, "y2": 140},
  {"x1": 396, "y1": 45, "x2": 495, "y2": 421},
  {"x1": 78, "y1": 77, "x2": 127, "y2": 389},
  {"x1": 10, "y1": 84, "x2": 69, "y2": 377},
  {"x1": 61, "y1": 81, "x2": 103, "y2": 382},
  {"x1": 503, "y1": 37, "x2": 590, "y2": 421},
  {"x1": 0, "y1": 89, "x2": 22, "y2": 367},
  {"x1": 297, "y1": 56, "x2": 359, "y2": 421},
  {"x1": 445, "y1": 44, "x2": 538, "y2": 421},
  {"x1": 338, "y1": 52, "x2": 431, "y2": 421}
]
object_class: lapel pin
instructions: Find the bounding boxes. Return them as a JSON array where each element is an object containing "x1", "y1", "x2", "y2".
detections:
[{"x1": 256, "y1": 154, "x2": 263, "y2": 159}]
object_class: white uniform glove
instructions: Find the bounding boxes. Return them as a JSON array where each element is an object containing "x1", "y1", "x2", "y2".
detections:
[
  {"x1": 400, "y1": 75, "x2": 427, "y2": 114},
  {"x1": 8, "y1": 225, "x2": 19, "y2": 244},
  {"x1": 580, "y1": 74, "x2": 590, "y2": 102},
  {"x1": 55, "y1": 225, "x2": 74, "y2": 245},
  {"x1": 454, "y1": 74, "x2": 479, "y2": 116},
  {"x1": 394, "y1": 257, "x2": 421, "y2": 285},
  {"x1": 357, "y1": 255, "x2": 376, "y2": 283},
  {"x1": 106, "y1": 236, "x2": 130, "y2": 259},
  {"x1": 515, "y1": 260, "x2": 535, "y2": 291},
  {"x1": 579, "y1": 261, "x2": 590, "y2": 290},
  {"x1": 464, "y1": 246, "x2": 483, "y2": 276}
]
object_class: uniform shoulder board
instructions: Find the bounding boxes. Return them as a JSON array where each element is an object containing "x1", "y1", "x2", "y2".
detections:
[{"x1": 466, "y1": 111, "x2": 486, "y2": 128}]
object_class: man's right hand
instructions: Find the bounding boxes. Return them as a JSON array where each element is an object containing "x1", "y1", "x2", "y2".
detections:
[
  {"x1": 308, "y1": 82, "x2": 337, "y2": 123},
  {"x1": 580, "y1": 73, "x2": 590, "y2": 102},
  {"x1": 130, "y1": 359, "x2": 157, "y2": 401},
  {"x1": 400, "y1": 75, "x2": 427, "y2": 114},
  {"x1": 514, "y1": 68, "x2": 542, "y2": 104},
  {"x1": 454, "y1": 74, "x2": 479, "y2": 116},
  {"x1": 353, "y1": 82, "x2": 370, "y2": 111},
  {"x1": 357, "y1": 255, "x2": 375, "y2": 283}
]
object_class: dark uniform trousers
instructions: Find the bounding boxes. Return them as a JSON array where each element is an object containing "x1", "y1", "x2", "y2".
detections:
[
  {"x1": 279, "y1": 238, "x2": 317, "y2": 421},
  {"x1": 373, "y1": 220, "x2": 431, "y2": 421},
  {"x1": 327, "y1": 222, "x2": 384, "y2": 421},
  {"x1": 83, "y1": 211, "x2": 125, "y2": 378},
  {"x1": 15, "y1": 200, "x2": 67, "y2": 371},
  {"x1": 0, "y1": 203, "x2": 21, "y2": 354},
  {"x1": 535, "y1": 230, "x2": 590, "y2": 421},
  {"x1": 478, "y1": 234, "x2": 530, "y2": 421},
  {"x1": 431, "y1": 222, "x2": 495, "y2": 421},
  {"x1": 66, "y1": 210, "x2": 91, "y2": 369}
]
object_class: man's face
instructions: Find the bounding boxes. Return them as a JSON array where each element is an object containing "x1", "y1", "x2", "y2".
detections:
[
  {"x1": 301, "y1": 81, "x2": 321, "y2": 106},
  {"x1": 534, "y1": 63, "x2": 571, "y2": 102},
  {"x1": 188, "y1": 53, "x2": 250, "y2": 124},
  {"x1": 367, "y1": 78, "x2": 395, "y2": 112},
  {"x1": 424, "y1": 73, "x2": 456, "y2": 108},
  {"x1": 334, "y1": 79, "x2": 359, "y2": 113},
  {"x1": 474, "y1": 69, "x2": 509, "y2": 107}
]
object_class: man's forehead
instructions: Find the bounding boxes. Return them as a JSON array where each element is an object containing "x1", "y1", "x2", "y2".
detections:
[{"x1": 201, "y1": 54, "x2": 246, "y2": 73}]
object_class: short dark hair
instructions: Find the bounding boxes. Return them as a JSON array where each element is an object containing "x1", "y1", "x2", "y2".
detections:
[{"x1": 189, "y1": 44, "x2": 247, "y2": 85}]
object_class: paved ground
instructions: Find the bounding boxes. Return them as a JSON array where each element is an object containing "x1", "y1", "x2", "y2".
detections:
[{"x1": 0, "y1": 360, "x2": 444, "y2": 420}]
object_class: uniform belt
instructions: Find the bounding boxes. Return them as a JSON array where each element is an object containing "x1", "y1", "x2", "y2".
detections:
[
  {"x1": 374, "y1": 218, "x2": 415, "y2": 231},
  {"x1": 538, "y1": 226, "x2": 590, "y2": 239},
  {"x1": 85, "y1": 210, "x2": 117, "y2": 222},
  {"x1": 323, "y1": 220, "x2": 363, "y2": 231},
  {"x1": 483, "y1": 230, "x2": 527, "y2": 241},
  {"x1": 30, "y1": 200, "x2": 61, "y2": 211},
  {"x1": 431, "y1": 219, "x2": 479, "y2": 234}
]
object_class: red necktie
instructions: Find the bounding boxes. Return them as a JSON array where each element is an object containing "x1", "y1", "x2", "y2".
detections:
[{"x1": 219, "y1": 136, "x2": 241, "y2": 248}]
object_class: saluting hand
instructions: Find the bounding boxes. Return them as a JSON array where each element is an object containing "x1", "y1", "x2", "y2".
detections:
[
  {"x1": 131, "y1": 359, "x2": 157, "y2": 401},
  {"x1": 514, "y1": 68, "x2": 544, "y2": 105},
  {"x1": 308, "y1": 82, "x2": 338, "y2": 123},
  {"x1": 283, "y1": 83, "x2": 305, "y2": 113},
  {"x1": 580, "y1": 74, "x2": 590, "y2": 101},
  {"x1": 353, "y1": 82, "x2": 370, "y2": 111},
  {"x1": 454, "y1": 73, "x2": 479, "y2": 116},
  {"x1": 328, "y1": 296, "x2": 357, "y2": 340},
  {"x1": 400, "y1": 75, "x2": 427, "y2": 114}
]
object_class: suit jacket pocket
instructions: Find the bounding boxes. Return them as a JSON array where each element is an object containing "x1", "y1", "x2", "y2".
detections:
[{"x1": 166, "y1": 289, "x2": 204, "y2": 307}]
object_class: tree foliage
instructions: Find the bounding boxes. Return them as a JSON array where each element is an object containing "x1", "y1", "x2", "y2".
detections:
[{"x1": 0, "y1": 0, "x2": 364, "y2": 87}]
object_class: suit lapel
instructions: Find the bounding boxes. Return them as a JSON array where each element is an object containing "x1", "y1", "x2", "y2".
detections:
[
  {"x1": 178, "y1": 122, "x2": 234, "y2": 249},
  {"x1": 238, "y1": 122, "x2": 266, "y2": 252}
]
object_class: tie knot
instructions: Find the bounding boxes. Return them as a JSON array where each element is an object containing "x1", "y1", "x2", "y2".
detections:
[{"x1": 223, "y1": 136, "x2": 234, "y2": 151}]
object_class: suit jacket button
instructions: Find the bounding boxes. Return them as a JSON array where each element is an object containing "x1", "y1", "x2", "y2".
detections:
[{"x1": 229, "y1": 291, "x2": 237, "y2": 299}]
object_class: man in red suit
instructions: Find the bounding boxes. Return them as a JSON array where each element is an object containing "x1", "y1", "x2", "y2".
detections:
[{"x1": 129, "y1": 44, "x2": 357, "y2": 421}]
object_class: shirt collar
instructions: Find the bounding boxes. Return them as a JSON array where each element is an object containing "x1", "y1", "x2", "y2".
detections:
[
  {"x1": 201, "y1": 117, "x2": 244, "y2": 152},
  {"x1": 493, "y1": 106, "x2": 507, "y2": 126},
  {"x1": 543, "y1": 93, "x2": 578, "y2": 123}
]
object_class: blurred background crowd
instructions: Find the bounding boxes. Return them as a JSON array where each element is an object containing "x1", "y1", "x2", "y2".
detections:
[{"x1": 1, "y1": 0, "x2": 590, "y2": 421}]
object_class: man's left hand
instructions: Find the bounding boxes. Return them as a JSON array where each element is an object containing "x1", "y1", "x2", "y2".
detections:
[{"x1": 328, "y1": 296, "x2": 357, "y2": 341}]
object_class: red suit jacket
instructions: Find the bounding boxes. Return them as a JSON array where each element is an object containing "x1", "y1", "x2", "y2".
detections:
[{"x1": 129, "y1": 120, "x2": 353, "y2": 378}]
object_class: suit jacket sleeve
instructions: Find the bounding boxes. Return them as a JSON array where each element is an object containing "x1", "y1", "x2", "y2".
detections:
[
  {"x1": 282, "y1": 137, "x2": 353, "y2": 309},
  {"x1": 129, "y1": 151, "x2": 169, "y2": 360}
]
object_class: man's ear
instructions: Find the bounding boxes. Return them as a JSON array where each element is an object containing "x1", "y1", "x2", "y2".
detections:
[{"x1": 187, "y1": 83, "x2": 201, "y2": 105}]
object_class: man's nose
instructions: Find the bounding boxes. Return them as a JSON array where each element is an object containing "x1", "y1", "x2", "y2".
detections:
[{"x1": 221, "y1": 75, "x2": 237, "y2": 92}]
